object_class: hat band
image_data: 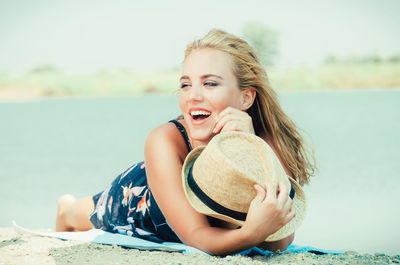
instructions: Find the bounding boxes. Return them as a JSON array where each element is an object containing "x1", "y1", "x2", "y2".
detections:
[
  {"x1": 188, "y1": 165, "x2": 296, "y2": 222},
  {"x1": 188, "y1": 165, "x2": 247, "y2": 221}
]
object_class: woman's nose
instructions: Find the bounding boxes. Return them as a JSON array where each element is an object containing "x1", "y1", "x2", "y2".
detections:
[{"x1": 189, "y1": 84, "x2": 204, "y2": 101}]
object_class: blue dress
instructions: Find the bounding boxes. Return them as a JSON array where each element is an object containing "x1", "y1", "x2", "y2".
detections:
[{"x1": 90, "y1": 120, "x2": 192, "y2": 243}]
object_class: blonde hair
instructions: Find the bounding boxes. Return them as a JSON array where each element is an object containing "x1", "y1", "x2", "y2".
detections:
[{"x1": 184, "y1": 29, "x2": 316, "y2": 185}]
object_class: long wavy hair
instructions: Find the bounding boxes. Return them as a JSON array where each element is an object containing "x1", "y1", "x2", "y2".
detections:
[{"x1": 184, "y1": 29, "x2": 316, "y2": 185}]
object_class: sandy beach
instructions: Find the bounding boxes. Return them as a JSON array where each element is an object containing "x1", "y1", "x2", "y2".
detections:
[{"x1": 0, "y1": 228, "x2": 398, "y2": 265}]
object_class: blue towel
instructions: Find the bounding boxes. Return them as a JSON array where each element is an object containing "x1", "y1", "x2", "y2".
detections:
[
  {"x1": 13, "y1": 222, "x2": 344, "y2": 256},
  {"x1": 236, "y1": 244, "x2": 344, "y2": 256},
  {"x1": 93, "y1": 232, "x2": 345, "y2": 256}
]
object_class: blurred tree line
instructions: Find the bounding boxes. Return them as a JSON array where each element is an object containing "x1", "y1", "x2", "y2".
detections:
[
  {"x1": 324, "y1": 54, "x2": 400, "y2": 64},
  {"x1": 28, "y1": 64, "x2": 60, "y2": 73},
  {"x1": 241, "y1": 22, "x2": 279, "y2": 66},
  {"x1": 240, "y1": 21, "x2": 400, "y2": 67}
]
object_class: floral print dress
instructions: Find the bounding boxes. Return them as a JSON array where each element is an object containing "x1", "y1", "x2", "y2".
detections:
[{"x1": 90, "y1": 120, "x2": 192, "y2": 243}]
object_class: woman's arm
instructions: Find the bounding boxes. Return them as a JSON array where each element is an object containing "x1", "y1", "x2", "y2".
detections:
[
  {"x1": 144, "y1": 124, "x2": 295, "y2": 255},
  {"x1": 257, "y1": 233, "x2": 295, "y2": 252}
]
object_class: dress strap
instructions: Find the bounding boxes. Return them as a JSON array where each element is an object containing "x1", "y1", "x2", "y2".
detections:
[{"x1": 169, "y1": 119, "x2": 192, "y2": 152}]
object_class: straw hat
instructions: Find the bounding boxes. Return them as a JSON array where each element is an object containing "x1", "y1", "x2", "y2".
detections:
[{"x1": 182, "y1": 131, "x2": 306, "y2": 241}]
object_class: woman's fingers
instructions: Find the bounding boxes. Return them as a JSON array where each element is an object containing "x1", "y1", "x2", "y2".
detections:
[
  {"x1": 285, "y1": 205, "x2": 296, "y2": 223},
  {"x1": 213, "y1": 115, "x2": 237, "y2": 133},
  {"x1": 252, "y1": 184, "x2": 266, "y2": 204},
  {"x1": 245, "y1": 181, "x2": 297, "y2": 242},
  {"x1": 278, "y1": 182, "x2": 295, "y2": 225},
  {"x1": 264, "y1": 182, "x2": 277, "y2": 201},
  {"x1": 264, "y1": 181, "x2": 295, "y2": 225},
  {"x1": 283, "y1": 197, "x2": 293, "y2": 215},
  {"x1": 282, "y1": 188, "x2": 294, "y2": 210},
  {"x1": 213, "y1": 107, "x2": 254, "y2": 134},
  {"x1": 213, "y1": 107, "x2": 236, "y2": 133},
  {"x1": 217, "y1": 106, "x2": 236, "y2": 120},
  {"x1": 277, "y1": 182, "x2": 289, "y2": 208}
]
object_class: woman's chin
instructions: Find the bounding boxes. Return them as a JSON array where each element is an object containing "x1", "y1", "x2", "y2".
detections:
[{"x1": 190, "y1": 130, "x2": 215, "y2": 146}]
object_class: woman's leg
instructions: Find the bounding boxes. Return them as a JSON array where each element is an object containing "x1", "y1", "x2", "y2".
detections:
[{"x1": 55, "y1": 194, "x2": 94, "y2": 231}]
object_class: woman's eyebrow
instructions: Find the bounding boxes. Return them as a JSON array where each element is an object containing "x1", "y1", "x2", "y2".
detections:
[
  {"x1": 180, "y1": 75, "x2": 190, "y2": 81},
  {"x1": 180, "y1": 74, "x2": 224, "y2": 81},
  {"x1": 202, "y1": 74, "x2": 224, "y2": 80}
]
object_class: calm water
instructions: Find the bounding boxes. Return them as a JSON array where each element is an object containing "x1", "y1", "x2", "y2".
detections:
[{"x1": 1, "y1": 90, "x2": 399, "y2": 255}]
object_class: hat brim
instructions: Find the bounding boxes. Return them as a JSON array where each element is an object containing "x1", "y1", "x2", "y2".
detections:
[{"x1": 182, "y1": 145, "x2": 307, "y2": 242}]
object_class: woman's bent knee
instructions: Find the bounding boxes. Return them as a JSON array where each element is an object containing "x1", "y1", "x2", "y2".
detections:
[
  {"x1": 56, "y1": 195, "x2": 94, "y2": 231},
  {"x1": 56, "y1": 194, "x2": 77, "y2": 231}
]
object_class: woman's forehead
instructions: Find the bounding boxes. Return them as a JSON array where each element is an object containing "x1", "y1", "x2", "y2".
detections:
[{"x1": 182, "y1": 48, "x2": 235, "y2": 79}]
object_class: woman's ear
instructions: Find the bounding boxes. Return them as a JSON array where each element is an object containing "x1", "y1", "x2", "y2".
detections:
[{"x1": 240, "y1": 88, "x2": 256, "y2": 111}]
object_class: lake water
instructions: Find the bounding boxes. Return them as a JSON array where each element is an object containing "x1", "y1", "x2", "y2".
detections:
[{"x1": 1, "y1": 89, "x2": 399, "y2": 255}]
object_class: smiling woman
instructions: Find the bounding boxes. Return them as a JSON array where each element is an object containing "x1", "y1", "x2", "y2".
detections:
[
  {"x1": 55, "y1": 29, "x2": 316, "y2": 256},
  {"x1": 178, "y1": 48, "x2": 253, "y2": 145}
]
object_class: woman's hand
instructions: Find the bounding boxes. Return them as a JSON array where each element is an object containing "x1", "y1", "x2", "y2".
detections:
[
  {"x1": 241, "y1": 181, "x2": 296, "y2": 244},
  {"x1": 213, "y1": 107, "x2": 255, "y2": 134}
]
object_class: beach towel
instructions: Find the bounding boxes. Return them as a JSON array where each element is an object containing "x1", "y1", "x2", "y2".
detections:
[{"x1": 13, "y1": 221, "x2": 344, "y2": 256}]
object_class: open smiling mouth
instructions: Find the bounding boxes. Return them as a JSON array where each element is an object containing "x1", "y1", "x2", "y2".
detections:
[{"x1": 190, "y1": 110, "x2": 211, "y2": 121}]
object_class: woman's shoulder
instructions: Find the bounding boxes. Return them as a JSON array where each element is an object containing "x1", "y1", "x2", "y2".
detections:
[
  {"x1": 145, "y1": 120, "x2": 189, "y2": 162},
  {"x1": 146, "y1": 120, "x2": 185, "y2": 144}
]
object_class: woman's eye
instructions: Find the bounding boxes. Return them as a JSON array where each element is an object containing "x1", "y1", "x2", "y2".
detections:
[
  {"x1": 180, "y1": 83, "x2": 190, "y2": 89},
  {"x1": 204, "y1": 81, "x2": 218, "y2": 87}
]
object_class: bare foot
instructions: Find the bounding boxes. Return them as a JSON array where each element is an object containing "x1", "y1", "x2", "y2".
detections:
[{"x1": 55, "y1": 194, "x2": 76, "y2": 231}]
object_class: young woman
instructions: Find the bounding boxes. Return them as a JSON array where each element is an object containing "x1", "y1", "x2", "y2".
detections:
[{"x1": 55, "y1": 29, "x2": 315, "y2": 255}]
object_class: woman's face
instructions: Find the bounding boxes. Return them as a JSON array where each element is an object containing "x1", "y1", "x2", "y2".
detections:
[{"x1": 178, "y1": 48, "x2": 244, "y2": 146}]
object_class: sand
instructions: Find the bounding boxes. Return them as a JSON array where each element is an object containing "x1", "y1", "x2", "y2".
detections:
[{"x1": 0, "y1": 228, "x2": 398, "y2": 265}]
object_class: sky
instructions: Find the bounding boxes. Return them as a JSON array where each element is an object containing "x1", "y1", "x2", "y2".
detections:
[{"x1": 0, "y1": 0, "x2": 399, "y2": 74}]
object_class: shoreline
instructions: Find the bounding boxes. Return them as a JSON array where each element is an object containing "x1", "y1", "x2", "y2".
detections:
[
  {"x1": 1, "y1": 228, "x2": 398, "y2": 265},
  {"x1": 1, "y1": 61, "x2": 400, "y2": 102},
  {"x1": 1, "y1": 87, "x2": 399, "y2": 104}
]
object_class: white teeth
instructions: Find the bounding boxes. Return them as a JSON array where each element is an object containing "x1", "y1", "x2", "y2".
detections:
[{"x1": 190, "y1": 110, "x2": 211, "y2": 116}]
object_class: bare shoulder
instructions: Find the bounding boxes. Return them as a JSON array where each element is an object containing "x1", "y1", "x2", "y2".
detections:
[
  {"x1": 146, "y1": 122, "x2": 179, "y2": 139},
  {"x1": 144, "y1": 121, "x2": 188, "y2": 163},
  {"x1": 144, "y1": 120, "x2": 191, "y2": 187}
]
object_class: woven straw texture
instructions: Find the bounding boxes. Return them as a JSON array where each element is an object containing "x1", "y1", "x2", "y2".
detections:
[{"x1": 182, "y1": 131, "x2": 306, "y2": 242}]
